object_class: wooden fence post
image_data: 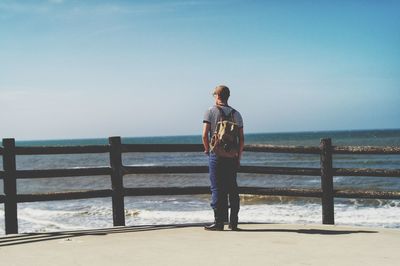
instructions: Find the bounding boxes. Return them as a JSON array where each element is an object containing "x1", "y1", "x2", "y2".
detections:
[
  {"x1": 320, "y1": 138, "x2": 335, "y2": 225},
  {"x1": 3, "y1": 138, "x2": 18, "y2": 234},
  {"x1": 109, "y1": 136, "x2": 125, "y2": 226}
]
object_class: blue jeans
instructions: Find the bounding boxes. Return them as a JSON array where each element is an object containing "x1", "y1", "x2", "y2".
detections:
[{"x1": 208, "y1": 153, "x2": 240, "y2": 222}]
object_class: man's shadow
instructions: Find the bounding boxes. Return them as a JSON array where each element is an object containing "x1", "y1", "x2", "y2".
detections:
[{"x1": 232, "y1": 223, "x2": 378, "y2": 235}]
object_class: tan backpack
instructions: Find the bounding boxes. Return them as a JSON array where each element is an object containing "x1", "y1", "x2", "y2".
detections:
[{"x1": 210, "y1": 107, "x2": 240, "y2": 158}]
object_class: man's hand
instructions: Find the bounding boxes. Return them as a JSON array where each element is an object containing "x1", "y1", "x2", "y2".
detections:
[{"x1": 202, "y1": 123, "x2": 211, "y2": 156}]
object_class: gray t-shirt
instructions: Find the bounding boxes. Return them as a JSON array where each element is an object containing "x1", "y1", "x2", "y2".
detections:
[{"x1": 203, "y1": 105, "x2": 243, "y2": 136}]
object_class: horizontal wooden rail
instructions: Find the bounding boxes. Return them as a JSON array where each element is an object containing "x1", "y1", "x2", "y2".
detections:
[
  {"x1": 5, "y1": 143, "x2": 400, "y2": 156},
  {"x1": 6, "y1": 166, "x2": 399, "y2": 180},
  {"x1": 123, "y1": 186, "x2": 323, "y2": 198},
  {"x1": 124, "y1": 165, "x2": 208, "y2": 174},
  {"x1": 17, "y1": 189, "x2": 113, "y2": 203},
  {"x1": 334, "y1": 189, "x2": 400, "y2": 200},
  {"x1": 122, "y1": 144, "x2": 203, "y2": 153},
  {"x1": 2, "y1": 187, "x2": 399, "y2": 204},
  {"x1": 121, "y1": 144, "x2": 400, "y2": 155},
  {"x1": 16, "y1": 167, "x2": 112, "y2": 179},
  {"x1": 243, "y1": 144, "x2": 400, "y2": 155},
  {"x1": 244, "y1": 144, "x2": 320, "y2": 154},
  {"x1": 124, "y1": 186, "x2": 211, "y2": 196},
  {"x1": 333, "y1": 146, "x2": 400, "y2": 155},
  {"x1": 15, "y1": 145, "x2": 110, "y2": 155},
  {"x1": 123, "y1": 165, "x2": 322, "y2": 176},
  {"x1": 239, "y1": 166, "x2": 320, "y2": 176},
  {"x1": 334, "y1": 168, "x2": 400, "y2": 178},
  {"x1": 10, "y1": 143, "x2": 400, "y2": 155},
  {"x1": 238, "y1": 187, "x2": 323, "y2": 197}
]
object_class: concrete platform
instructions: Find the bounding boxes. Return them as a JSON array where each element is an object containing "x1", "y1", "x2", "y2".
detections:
[{"x1": 0, "y1": 223, "x2": 399, "y2": 265}]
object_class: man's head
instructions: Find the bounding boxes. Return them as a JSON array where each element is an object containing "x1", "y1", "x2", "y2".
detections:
[{"x1": 213, "y1": 85, "x2": 230, "y2": 102}]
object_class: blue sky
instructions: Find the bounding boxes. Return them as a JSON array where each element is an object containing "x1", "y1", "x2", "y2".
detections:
[{"x1": 1, "y1": 0, "x2": 399, "y2": 140}]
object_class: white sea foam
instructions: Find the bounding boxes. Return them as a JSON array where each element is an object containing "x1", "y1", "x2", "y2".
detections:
[
  {"x1": 125, "y1": 163, "x2": 158, "y2": 167},
  {"x1": 17, "y1": 208, "x2": 90, "y2": 232},
  {"x1": 334, "y1": 203, "x2": 400, "y2": 228},
  {"x1": 0, "y1": 200, "x2": 399, "y2": 234},
  {"x1": 124, "y1": 203, "x2": 400, "y2": 228},
  {"x1": 126, "y1": 209, "x2": 211, "y2": 225}
]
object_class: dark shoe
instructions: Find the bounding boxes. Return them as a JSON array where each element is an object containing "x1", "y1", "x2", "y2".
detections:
[
  {"x1": 228, "y1": 223, "x2": 239, "y2": 231},
  {"x1": 204, "y1": 223, "x2": 224, "y2": 231}
]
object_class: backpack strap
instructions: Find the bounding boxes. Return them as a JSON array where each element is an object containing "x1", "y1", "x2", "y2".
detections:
[
  {"x1": 230, "y1": 109, "x2": 236, "y2": 122},
  {"x1": 216, "y1": 105, "x2": 226, "y2": 122}
]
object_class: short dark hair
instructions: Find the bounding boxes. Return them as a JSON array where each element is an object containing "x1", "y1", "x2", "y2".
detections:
[{"x1": 213, "y1": 85, "x2": 230, "y2": 101}]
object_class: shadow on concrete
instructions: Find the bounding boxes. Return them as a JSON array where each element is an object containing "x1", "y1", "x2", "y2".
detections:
[
  {"x1": 234, "y1": 223, "x2": 378, "y2": 235},
  {"x1": 234, "y1": 228, "x2": 378, "y2": 235},
  {"x1": 0, "y1": 223, "x2": 378, "y2": 247},
  {"x1": 0, "y1": 223, "x2": 204, "y2": 247}
]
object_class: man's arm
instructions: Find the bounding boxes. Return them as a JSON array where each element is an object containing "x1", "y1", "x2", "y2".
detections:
[
  {"x1": 238, "y1": 127, "x2": 244, "y2": 161},
  {"x1": 202, "y1": 123, "x2": 211, "y2": 155}
]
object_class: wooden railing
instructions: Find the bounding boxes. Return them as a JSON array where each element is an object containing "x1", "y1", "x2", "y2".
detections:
[{"x1": 1, "y1": 137, "x2": 399, "y2": 234}]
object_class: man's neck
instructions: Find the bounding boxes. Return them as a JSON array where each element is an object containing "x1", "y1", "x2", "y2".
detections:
[{"x1": 216, "y1": 100, "x2": 228, "y2": 106}]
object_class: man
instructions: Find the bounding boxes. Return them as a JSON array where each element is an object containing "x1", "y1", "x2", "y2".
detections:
[{"x1": 202, "y1": 85, "x2": 244, "y2": 231}]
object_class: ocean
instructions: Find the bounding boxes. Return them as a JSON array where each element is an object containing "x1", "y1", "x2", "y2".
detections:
[{"x1": 0, "y1": 129, "x2": 399, "y2": 233}]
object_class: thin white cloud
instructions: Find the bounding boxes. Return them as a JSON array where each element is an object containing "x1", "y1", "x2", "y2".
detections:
[
  {"x1": 49, "y1": 0, "x2": 64, "y2": 4},
  {"x1": 82, "y1": 1, "x2": 210, "y2": 17},
  {"x1": 0, "y1": 1, "x2": 54, "y2": 17},
  {"x1": 0, "y1": 0, "x2": 212, "y2": 17}
]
